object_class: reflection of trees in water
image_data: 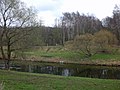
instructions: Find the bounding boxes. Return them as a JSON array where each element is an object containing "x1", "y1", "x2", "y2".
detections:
[
  {"x1": 115, "y1": 70, "x2": 120, "y2": 79},
  {"x1": 72, "y1": 68, "x2": 119, "y2": 79},
  {"x1": 4, "y1": 63, "x2": 120, "y2": 79}
]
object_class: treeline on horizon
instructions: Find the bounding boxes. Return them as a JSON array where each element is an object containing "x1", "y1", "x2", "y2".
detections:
[{"x1": 28, "y1": 5, "x2": 120, "y2": 46}]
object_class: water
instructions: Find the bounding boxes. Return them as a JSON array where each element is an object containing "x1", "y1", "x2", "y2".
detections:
[{"x1": 0, "y1": 61, "x2": 120, "y2": 79}]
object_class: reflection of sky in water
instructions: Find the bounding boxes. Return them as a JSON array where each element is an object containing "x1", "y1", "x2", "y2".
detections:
[{"x1": 62, "y1": 69, "x2": 69, "y2": 76}]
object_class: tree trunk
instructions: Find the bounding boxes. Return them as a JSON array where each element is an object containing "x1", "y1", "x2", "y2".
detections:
[
  {"x1": 4, "y1": 59, "x2": 10, "y2": 70},
  {"x1": 62, "y1": 27, "x2": 65, "y2": 46},
  {"x1": 6, "y1": 41, "x2": 11, "y2": 70},
  {"x1": 0, "y1": 46, "x2": 6, "y2": 60},
  {"x1": 0, "y1": 46, "x2": 9, "y2": 69}
]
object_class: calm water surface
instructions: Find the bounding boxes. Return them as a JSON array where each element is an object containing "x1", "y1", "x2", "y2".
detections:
[{"x1": 0, "y1": 61, "x2": 120, "y2": 79}]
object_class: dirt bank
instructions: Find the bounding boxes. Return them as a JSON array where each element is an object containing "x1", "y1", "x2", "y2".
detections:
[{"x1": 17, "y1": 57, "x2": 120, "y2": 67}]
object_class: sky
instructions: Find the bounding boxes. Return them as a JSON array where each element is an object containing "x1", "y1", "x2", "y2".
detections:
[{"x1": 21, "y1": 0, "x2": 120, "y2": 26}]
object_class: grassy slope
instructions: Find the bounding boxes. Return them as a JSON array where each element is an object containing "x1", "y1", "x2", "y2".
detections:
[{"x1": 0, "y1": 70, "x2": 120, "y2": 90}]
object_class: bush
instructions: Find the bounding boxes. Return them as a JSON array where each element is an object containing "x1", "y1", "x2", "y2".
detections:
[
  {"x1": 94, "y1": 29, "x2": 118, "y2": 54},
  {"x1": 64, "y1": 40, "x2": 74, "y2": 51},
  {"x1": 65, "y1": 30, "x2": 119, "y2": 57},
  {"x1": 73, "y1": 34, "x2": 97, "y2": 57}
]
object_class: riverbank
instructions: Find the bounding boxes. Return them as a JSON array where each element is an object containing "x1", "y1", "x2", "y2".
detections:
[
  {"x1": 0, "y1": 70, "x2": 120, "y2": 90},
  {"x1": 43, "y1": 58, "x2": 120, "y2": 67},
  {"x1": 1, "y1": 55, "x2": 120, "y2": 68},
  {"x1": 12, "y1": 57, "x2": 120, "y2": 67}
]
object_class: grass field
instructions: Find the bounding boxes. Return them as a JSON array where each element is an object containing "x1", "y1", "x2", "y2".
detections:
[
  {"x1": 24, "y1": 46, "x2": 120, "y2": 61},
  {"x1": 0, "y1": 70, "x2": 120, "y2": 90}
]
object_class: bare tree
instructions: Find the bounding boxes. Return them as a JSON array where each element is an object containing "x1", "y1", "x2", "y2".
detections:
[
  {"x1": 0, "y1": 0, "x2": 37, "y2": 69},
  {"x1": 73, "y1": 34, "x2": 96, "y2": 57}
]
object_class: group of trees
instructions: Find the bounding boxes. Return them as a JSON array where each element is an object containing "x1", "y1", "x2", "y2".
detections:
[
  {"x1": 17, "y1": 5, "x2": 120, "y2": 48},
  {"x1": 57, "y1": 5, "x2": 120, "y2": 57},
  {"x1": 103, "y1": 5, "x2": 120, "y2": 45},
  {"x1": 60, "y1": 12, "x2": 102, "y2": 41},
  {"x1": 39, "y1": 12, "x2": 103, "y2": 46}
]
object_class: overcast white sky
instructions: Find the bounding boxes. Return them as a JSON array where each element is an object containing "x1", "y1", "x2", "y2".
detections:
[{"x1": 21, "y1": 0, "x2": 120, "y2": 26}]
